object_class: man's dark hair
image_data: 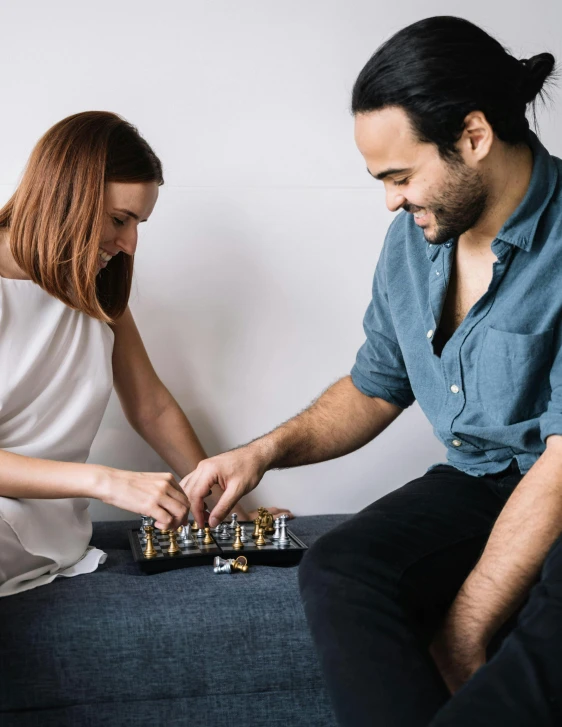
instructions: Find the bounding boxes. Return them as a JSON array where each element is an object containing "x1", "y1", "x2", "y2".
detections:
[{"x1": 351, "y1": 16, "x2": 557, "y2": 159}]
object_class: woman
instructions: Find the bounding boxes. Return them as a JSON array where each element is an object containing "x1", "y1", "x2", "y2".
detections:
[{"x1": 0, "y1": 111, "x2": 292, "y2": 596}]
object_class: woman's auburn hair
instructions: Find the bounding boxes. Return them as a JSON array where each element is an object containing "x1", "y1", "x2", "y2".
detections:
[{"x1": 0, "y1": 111, "x2": 164, "y2": 323}]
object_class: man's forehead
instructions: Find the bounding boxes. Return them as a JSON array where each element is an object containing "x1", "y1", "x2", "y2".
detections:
[{"x1": 354, "y1": 107, "x2": 421, "y2": 171}]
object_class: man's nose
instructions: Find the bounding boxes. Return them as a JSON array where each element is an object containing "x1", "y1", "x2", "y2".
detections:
[{"x1": 385, "y1": 188, "x2": 406, "y2": 213}]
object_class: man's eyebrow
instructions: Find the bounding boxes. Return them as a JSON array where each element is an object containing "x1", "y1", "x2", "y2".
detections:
[
  {"x1": 115, "y1": 208, "x2": 148, "y2": 222},
  {"x1": 367, "y1": 167, "x2": 412, "y2": 181}
]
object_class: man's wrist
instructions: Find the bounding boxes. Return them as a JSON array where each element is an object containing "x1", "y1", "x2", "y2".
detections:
[{"x1": 245, "y1": 436, "x2": 278, "y2": 474}]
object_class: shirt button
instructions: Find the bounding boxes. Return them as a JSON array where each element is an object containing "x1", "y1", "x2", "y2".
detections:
[
  {"x1": 450, "y1": 384, "x2": 460, "y2": 394},
  {"x1": 427, "y1": 330, "x2": 434, "y2": 339},
  {"x1": 436, "y1": 271, "x2": 440, "y2": 276},
  {"x1": 452, "y1": 439, "x2": 462, "y2": 447}
]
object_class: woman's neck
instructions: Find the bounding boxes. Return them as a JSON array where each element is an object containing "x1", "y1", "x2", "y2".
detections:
[{"x1": 0, "y1": 231, "x2": 31, "y2": 280}]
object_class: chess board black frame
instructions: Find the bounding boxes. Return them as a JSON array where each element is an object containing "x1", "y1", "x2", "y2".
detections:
[{"x1": 128, "y1": 523, "x2": 308, "y2": 574}]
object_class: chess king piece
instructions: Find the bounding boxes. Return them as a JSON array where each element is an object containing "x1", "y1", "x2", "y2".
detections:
[
  {"x1": 232, "y1": 555, "x2": 249, "y2": 573},
  {"x1": 229, "y1": 513, "x2": 238, "y2": 532},
  {"x1": 232, "y1": 524, "x2": 244, "y2": 550},
  {"x1": 143, "y1": 525, "x2": 157, "y2": 559},
  {"x1": 255, "y1": 527, "x2": 266, "y2": 547},
  {"x1": 167, "y1": 530, "x2": 180, "y2": 555},
  {"x1": 252, "y1": 518, "x2": 261, "y2": 539},
  {"x1": 271, "y1": 518, "x2": 281, "y2": 541},
  {"x1": 203, "y1": 525, "x2": 214, "y2": 545}
]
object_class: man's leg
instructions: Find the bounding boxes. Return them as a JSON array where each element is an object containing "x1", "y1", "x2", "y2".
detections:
[
  {"x1": 429, "y1": 529, "x2": 562, "y2": 726},
  {"x1": 298, "y1": 465, "x2": 518, "y2": 727}
]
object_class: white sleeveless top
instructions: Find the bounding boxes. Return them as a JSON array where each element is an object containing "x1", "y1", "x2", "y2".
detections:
[{"x1": 0, "y1": 276, "x2": 114, "y2": 596}]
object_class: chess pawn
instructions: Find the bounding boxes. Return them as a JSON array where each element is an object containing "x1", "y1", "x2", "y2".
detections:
[
  {"x1": 232, "y1": 525, "x2": 244, "y2": 550},
  {"x1": 197, "y1": 526, "x2": 205, "y2": 539},
  {"x1": 228, "y1": 513, "x2": 238, "y2": 532},
  {"x1": 231, "y1": 556, "x2": 249, "y2": 573},
  {"x1": 143, "y1": 526, "x2": 156, "y2": 559},
  {"x1": 239, "y1": 525, "x2": 249, "y2": 543},
  {"x1": 192, "y1": 520, "x2": 199, "y2": 531},
  {"x1": 255, "y1": 527, "x2": 266, "y2": 546},
  {"x1": 271, "y1": 518, "x2": 281, "y2": 541},
  {"x1": 203, "y1": 525, "x2": 214, "y2": 545},
  {"x1": 213, "y1": 556, "x2": 232, "y2": 574},
  {"x1": 219, "y1": 523, "x2": 230, "y2": 540},
  {"x1": 252, "y1": 518, "x2": 261, "y2": 539},
  {"x1": 167, "y1": 530, "x2": 180, "y2": 555}
]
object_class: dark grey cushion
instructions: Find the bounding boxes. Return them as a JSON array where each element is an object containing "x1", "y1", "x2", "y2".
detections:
[{"x1": 0, "y1": 514, "x2": 348, "y2": 727}]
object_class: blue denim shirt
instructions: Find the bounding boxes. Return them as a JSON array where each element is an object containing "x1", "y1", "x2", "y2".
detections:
[{"x1": 351, "y1": 131, "x2": 562, "y2": 477}]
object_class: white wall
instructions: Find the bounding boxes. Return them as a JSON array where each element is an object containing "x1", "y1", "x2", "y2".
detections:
[{"x1": 1, "y1": 0, "x2": 561, "y2": 520}]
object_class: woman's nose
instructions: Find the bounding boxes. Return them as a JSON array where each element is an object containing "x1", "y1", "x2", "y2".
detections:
[{"x1": 116, "y1": 227, "x2": 138, "y2": 256}]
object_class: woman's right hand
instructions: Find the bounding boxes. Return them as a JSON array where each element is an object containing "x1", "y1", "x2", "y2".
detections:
[{"x1": 94, "y1": 466, "x2": 189, "y2": 531}]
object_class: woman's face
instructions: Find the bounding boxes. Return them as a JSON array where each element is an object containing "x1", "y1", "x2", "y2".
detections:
[{"x1": 98, "y1": 182, "x2": 159, "y2": 271}]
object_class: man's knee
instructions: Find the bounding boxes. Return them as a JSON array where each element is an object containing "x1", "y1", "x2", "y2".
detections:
[{"x1": 298, "y1": 517, "x2": 397, "y2": 599}]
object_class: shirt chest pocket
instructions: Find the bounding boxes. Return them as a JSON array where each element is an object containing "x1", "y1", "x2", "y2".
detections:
[{"x1": 477, "y1": 326, "x2": 554, "y2": 426}]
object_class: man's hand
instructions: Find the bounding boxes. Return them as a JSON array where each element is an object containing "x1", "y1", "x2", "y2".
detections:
[
  {"x1": 179, "y1": 445, "x2": 268, "y2": 528},
  {"x1": 429, "y1": 621, "x2": 487, "y2": 695}
]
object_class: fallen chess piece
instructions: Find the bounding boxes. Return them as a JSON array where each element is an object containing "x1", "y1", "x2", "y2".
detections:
[{"x1": 213, "y1": 556, "x2": 249, "y2": 574}]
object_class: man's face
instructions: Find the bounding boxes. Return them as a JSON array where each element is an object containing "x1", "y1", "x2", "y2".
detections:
[{"x1": 354, "y1": 107, "x2": 488, "y2": 245}]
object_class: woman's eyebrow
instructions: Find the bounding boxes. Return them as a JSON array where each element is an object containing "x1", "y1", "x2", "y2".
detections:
[{"x1": 115, "y1": 208, "x2": 148, "y2": 223}]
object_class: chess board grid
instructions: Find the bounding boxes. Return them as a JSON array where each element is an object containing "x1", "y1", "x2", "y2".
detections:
[{"x1": 128, "y1": 522, "x2": 307, "y2": 574}]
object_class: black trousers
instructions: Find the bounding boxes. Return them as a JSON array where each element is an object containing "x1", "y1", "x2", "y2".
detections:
[{"x1": 299, "y1": 461, "x2": 562, "y2": 726}]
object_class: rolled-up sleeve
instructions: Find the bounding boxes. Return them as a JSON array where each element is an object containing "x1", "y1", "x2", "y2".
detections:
[
  {"x1": 539, "y1": 336, "x2": 562, "y2": 443},
  {"x1": 351, "y1": 231, "x2": 415, "y2": 410}
]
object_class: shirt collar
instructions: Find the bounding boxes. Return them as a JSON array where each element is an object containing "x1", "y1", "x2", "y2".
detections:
[{"x1": 425, "y1": 130, "x2": 558, "y2": 260}]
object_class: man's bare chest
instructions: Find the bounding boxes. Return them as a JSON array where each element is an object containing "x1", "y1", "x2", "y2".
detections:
[{"x1": 438, "y1": 248, "x2": 496, "y2": 339}]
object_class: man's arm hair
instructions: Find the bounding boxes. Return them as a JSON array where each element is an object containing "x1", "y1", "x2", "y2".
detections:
[{"x1": 248, "y1": 375, "x2": 403, "y2": 470}]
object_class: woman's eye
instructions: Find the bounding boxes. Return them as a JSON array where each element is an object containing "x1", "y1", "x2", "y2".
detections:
[{"x1": 112, "y1": 217, "x2": 125, "y2": 226}]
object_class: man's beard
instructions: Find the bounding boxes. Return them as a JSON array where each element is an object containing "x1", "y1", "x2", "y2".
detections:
[{"x1": 408, "y1": 161, "x2": 489, "y2": 246}]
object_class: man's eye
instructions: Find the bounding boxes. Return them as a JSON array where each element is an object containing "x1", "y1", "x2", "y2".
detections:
[
  {"x1": 112, "y1": 217, "x2": 125, "y2": 226},
  {"x1": 394, "y1": 178, "x2": 410, "y2": 186}
]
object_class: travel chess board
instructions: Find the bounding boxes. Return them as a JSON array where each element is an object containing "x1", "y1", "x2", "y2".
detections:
[{"x1": 128, "y1": 513, "x2": 307, "y2": 574}]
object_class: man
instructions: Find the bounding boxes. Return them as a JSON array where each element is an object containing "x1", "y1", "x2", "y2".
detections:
[{"x1": 181, "y1": 16, "x2": 562, "y2": 726}]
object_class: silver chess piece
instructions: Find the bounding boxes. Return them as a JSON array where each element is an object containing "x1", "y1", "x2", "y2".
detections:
[
  {"x1": 228, "y1": 513, "x2": 238, "y2": 532},
  {"x1": 271, "y1": 518, "x2": 281, "y2": 541},
  {"x1": 278, "y1": 514, "x2": 290, "y2": 547},
  {"x1": 213, "y1": 556, "x2": 232, "y2": 574},
  {"x1": 240, "y1": 525, "x2": 249, "y2": 542},
  {"x1": 219, "y1": 523, "x2": 230, "y2": 540},
  {"x1": 196, "y1": 526, "x2": 205, "y2": 539}
]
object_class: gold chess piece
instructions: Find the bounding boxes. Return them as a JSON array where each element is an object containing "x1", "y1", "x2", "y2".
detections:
[
  {"x1": 192, "y1": 520, "x2": 199, "y2": 531},
  {"x1": 203, "y1": 525, "x2": 214, "y2": 545},
  {"x1": 252, "y1": 518, "x2": 261, "y2": 539},
  {"x1": 160, "y1": 529, "x2": 170, "y2": 535},
  {"x1": 259, "y1": 507, "x2": 275, "y2": 534},
  {"x1": 233, "y1": 524, "x2": 244, "y2": 550},
  {"x1": 167, "y1": 530, "x2": 180, "y2": 555},
  {"x1": 232, "y1": 555, "x2": 249, "y2": 573},
  {"x1": 256, "y1": 527, "x2": 266, "y2": 546},
  {"x1": 143, "y1": 526, "x2": 157, "y2": 559}
]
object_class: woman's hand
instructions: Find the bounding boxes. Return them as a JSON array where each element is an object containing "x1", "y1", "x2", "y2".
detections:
[{"x1": 94, "y1": 466, "x2": 190, "y2": 531}]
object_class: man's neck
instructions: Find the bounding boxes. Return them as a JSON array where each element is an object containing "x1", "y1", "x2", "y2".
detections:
[{"x1": 460, "y1": 142, "x2": 534, "y2": 251}]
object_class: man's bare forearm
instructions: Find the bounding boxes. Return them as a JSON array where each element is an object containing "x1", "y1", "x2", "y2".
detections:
[
  {"x1": 440, "y1": 435, "x2": 562, "y2": 650},
  {"x1": 246, "y1": 376, "x2": 403, "y2": 471}
]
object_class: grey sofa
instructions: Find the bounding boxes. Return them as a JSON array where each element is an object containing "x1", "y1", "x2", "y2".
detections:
[{"x1": 0, "y1": 515, "x2": 347, "y2": 727}]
